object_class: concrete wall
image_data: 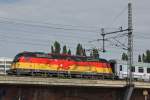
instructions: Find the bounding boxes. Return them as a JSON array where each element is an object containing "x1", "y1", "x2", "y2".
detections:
[{"x1": 0, "y1": 85, "x2": 149, "y2": 100}]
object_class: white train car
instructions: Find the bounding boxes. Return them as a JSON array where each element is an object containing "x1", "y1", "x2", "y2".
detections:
[{"x1": 112, "y1": 60, "x2": 150, "y2": 81}]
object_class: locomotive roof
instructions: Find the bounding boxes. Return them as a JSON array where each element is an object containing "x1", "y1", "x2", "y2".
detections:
[{"x1": 16, "y1": 51, "x2": 108, "y2": 62}]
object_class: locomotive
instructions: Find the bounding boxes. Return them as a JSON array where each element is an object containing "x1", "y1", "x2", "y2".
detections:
[
  {"x1": 7, "y1": 51, "x2": 114, "y2": 79},
  {"x1": 7, "y1": 51, "x2": 150, "y2": 81}
]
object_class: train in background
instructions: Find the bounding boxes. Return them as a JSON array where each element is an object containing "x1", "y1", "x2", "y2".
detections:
[
  {"x1": 111, "y1": 60, "x2": 150, "y2": 81},
  {"x1": 6, "y1": 51, "x2": 150, "y2": 81}
]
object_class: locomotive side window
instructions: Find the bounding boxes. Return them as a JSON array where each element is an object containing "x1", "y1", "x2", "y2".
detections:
[
  {"x1": 120, "y1": 65, "x2": 122, "y2": 71},
  {"x1": 147, "y1": 68, "x2": 150, "y2": 73},
  {"x1": 131, "y1": 67, "x2": 135, "y2": 72},
  {"x1": 138, "y1": 67, "x2": 144, "y2": 73}
]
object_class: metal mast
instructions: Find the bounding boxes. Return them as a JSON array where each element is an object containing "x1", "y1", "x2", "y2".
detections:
[
  {"x1": 123, "y1": 3, "x2": 134, "y2": 100},
  {"x1": 127, "y1": 2, "x2": 133, "y2": 85}
]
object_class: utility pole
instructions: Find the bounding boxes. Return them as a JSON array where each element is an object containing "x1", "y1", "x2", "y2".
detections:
[
  {"x1": 123, "y1": 2, "x2": 134, "y2": 100},
  {"x1": 100, "y1": 3, "x2": 134, "y2": 100},
  {"x1": 101, "y1": 28, "x2": 105, "y2": 52},
  {"x1": 127, "y1": 2, "x2": 133, "y2": 85},
  {"x1": 96, "y1": 3, "x2": 133, "y2": 88}
]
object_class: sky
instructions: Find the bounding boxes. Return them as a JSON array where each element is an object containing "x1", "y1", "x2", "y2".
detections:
[{"x1": 0, "y1": 0, "x2": 149, "y2": 61}]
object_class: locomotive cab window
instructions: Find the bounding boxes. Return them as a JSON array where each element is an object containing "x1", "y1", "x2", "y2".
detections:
[
  {"x1": 13, "y1": 53, "x2": 24, "y2": 62},
  {"x1": 147, "y1": 68, "x2": 150, "y2": 73},
  {"x1": 120, "y1": 65, "x2": 122, "y2": 71},
  {"x1": 138, "y1": 67, "x2": 144, "y2": 73}
]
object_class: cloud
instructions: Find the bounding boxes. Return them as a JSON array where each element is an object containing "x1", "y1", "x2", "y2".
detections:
[
  {"x1": 0, "y1": 0, "x2": 149, "y2": 60},
  {"x1": 0, "y1": 0, "x2": 20, "y2": 4}
]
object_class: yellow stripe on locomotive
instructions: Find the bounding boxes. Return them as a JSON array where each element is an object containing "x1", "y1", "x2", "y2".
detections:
[{"x1": 11, "y1": 62, "x2": 112, "y2": 74}]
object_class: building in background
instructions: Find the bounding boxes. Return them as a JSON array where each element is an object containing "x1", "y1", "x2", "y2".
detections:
[{"x1": 0, "y1": 57, "x2": 13, "y2": 74}]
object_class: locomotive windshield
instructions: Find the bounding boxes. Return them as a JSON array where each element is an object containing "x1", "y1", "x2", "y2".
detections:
[
  {"x1": 13, "y1": 52, "x2": 36, "y2": 62},
  {"x1": 13, "y1": 53, "x2": 24, "y2": 62}
]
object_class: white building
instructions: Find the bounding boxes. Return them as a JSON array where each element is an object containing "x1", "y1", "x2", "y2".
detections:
[{"x1": 0, "y1": 57, "x2": 13, "y2": 74}]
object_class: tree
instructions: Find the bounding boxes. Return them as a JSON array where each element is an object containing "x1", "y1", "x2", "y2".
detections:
[
  {"x1": 76, "y1": 44, "x2": 82, "y2": 56},
  {"x1": 146, "y1": 50, "x2": 150, "y2": 63},
  {"x1": 138, "y1": 55, "x2": 142, "y2": 62},
  {"x1": 90, "y1": 49, "x2": 99, "y2": 58},
  {"x1": 62, "y1": 45, "x2": 67, "y2": 54},
  {"x1": 68, "y1": 49, "x2": 71, "y2": 55},
  {"x1": 125, "y1": 54, "x2": 128, "y2": 60},
  {"x1": 76, "y1": 43, "x2": 86, "y2": 56},
  {"x1": 122, "y1": 53, "x2": 126, "y2": 61},
  {"x1": 83, "y1": 49, "x2": 86, "y2": 56},
  {"x1": 139, "y1": 50, "x2": 150, "y2": 63},
  {"x1": 54, "y1": 41, "x2": 61, "y2": 54},
  {"x1": 142, "y1": 53, "x2": 146, "y2": 62},
  {"x1": 90, "y1": 51, "x2": 92, "y2": 57},
  {"x1": 121, "y1": 52, "x2": 128, "y2": 61},
  {"x1": 51, "y1": 46, "x2": 54, "y2": 53}
]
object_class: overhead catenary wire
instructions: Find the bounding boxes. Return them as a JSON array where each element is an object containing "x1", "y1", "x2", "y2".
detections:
[
  {"x1": 0, "y1": 19, "x2": 101, "y2": 41},
  {"x1": 106, "y1": 5, "x2": 128, "y2": 28},
  {"x1": 0, "y1": 31, "x2": 91, "y2": 46},
  {"x1": 0, "y1": 20, "x2": 98, "y2": 45},
  {"x1": 0, "y1": 16, "x2": 102, "y2": 29},
  {"x1": 0, "y1": 17, "x2": 98, "y2": 48},
  {"x1": 0, "y1": 15, "x2": 148, "y2": 57},
  {"x1": 0, "y1": 16, "x2": 126, "y2": 46},
  {"x1": 0, "y1": 28, "x2": 96, "y2": 41},
  {"x1": 0, "y1": 18, "x2": 99, "y2": 33},
  {"x1": 0, "y1": 31, "x2": 92, "y2": 50},
  {"x1": 0, "y1": 16, "x2": 121, "y2": 36}
]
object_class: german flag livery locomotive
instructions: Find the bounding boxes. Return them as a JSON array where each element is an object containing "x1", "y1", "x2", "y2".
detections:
[{"x1": 7, "y1": 52, "x2": 113, "y2": 78}]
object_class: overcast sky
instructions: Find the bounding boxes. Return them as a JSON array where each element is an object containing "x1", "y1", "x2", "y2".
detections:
[{"x1": 0, "y1": 0, "x2": 149, "y2": 61}]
